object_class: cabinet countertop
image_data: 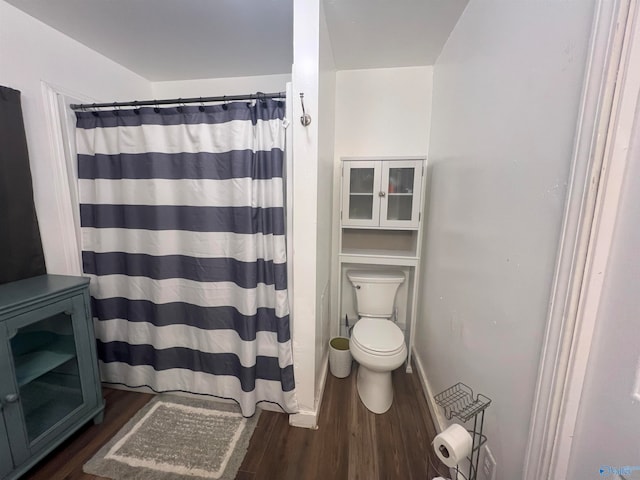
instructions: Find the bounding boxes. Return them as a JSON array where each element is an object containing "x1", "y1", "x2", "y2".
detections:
[{"x1": 0, "y1": 275, "x2": 90, "y2": 315}]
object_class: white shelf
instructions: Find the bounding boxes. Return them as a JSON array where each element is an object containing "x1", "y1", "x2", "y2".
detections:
[
  {"x1": 341, "y1": 228, "x2": 419, "y2": 256},
  {"x1": 340, "y1": 253, "x2": 419, "y2": 267},
  {"x1": 341, "y1": 225, "x2": 419, "y2": 231},
  {"x1": 338, "y1": 156, "x2": 427, "y2": 374},
  {"x1": 340, "y1": 246, "x2": 417, "y2": 257}
]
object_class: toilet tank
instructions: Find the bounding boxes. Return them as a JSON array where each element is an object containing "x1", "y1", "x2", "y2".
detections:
[{"x1": 347, "y1": 270, "x2": 405, "y2": 317}]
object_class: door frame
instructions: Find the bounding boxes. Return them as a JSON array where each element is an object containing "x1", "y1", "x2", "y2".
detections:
[{"x1": 524, "y1": 0, "x2": 638, "y2": 478}]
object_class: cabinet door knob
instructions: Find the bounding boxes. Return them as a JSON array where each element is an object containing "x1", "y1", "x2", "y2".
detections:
[
  {"x1": 379, "y1": 191, "x2": 386, "y2": 197},
  {"x1": 5, "y1": 393, "x2": 19, "y2": 404}
]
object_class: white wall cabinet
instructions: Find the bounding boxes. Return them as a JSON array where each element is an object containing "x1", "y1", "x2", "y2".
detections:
[
  {"x1": 338, "y1": 156, "x2": 426, "y2": 371},
  {"x1": 341, "y1": 159, "x2": 423, "y2": 229}
]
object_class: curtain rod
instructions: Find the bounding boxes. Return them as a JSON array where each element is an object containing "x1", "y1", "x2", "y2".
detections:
[{"x1": 70, "y1": 91, "x2": 286, "y2": 111}]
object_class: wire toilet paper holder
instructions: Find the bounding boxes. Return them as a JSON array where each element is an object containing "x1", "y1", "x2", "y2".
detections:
[{"x1": 434, "y1": 382, "x2": 492, "y2": 480}]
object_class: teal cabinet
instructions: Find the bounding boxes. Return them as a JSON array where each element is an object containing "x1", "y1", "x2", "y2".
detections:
[
  {"x1": 0, "y1": 420, "x2": 11, "y2": 478},
  {"x1": 0, "y1": 275, "x2": 104, "y2": 480}
]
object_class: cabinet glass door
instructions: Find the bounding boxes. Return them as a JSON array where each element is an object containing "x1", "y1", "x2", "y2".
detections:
[
  {"x1": 342, "y1": 161, "x2": 381, "y2": 227},
  {"x1": 9, "y1": 310, "x2": 84, "y2": 443},
  {"x1": 380, "y1": 160, "x2": 422, "y2": 228},
  {"x1": 386, "y1": 167, "x2": 415, "y2": 221},
  {"x1": 349, "y1": 168, "x2": 375, "y2": 219},
  {"x1": 0, "y1": 420, "x2": 11, "y2": 477}
]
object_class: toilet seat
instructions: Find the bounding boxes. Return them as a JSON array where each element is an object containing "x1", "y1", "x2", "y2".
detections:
[{"x1": 352, "y1": 318, "x2": 405, "y2": 356}]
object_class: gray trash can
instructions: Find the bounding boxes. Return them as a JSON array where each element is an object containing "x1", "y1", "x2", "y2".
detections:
[{"x1": 329, "y1": 336, "x2": 352, "y2": 378}]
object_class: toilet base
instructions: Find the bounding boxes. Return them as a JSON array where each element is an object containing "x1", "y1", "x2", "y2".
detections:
[{"x1": 356, "y1": 364, "x2": 394, "y2": 414}]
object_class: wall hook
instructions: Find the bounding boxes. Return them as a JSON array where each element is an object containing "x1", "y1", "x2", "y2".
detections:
[{"x1": 299, "y1": 93, "x2": 311, "y2": 126}]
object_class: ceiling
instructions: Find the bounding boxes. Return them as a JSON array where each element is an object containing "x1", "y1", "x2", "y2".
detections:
[
  {"x1": 324, "y1": 0, "x2": 468, "y2": 70},
  {"x1": 6, "y1": 0, "x2": 468, "y2": 82}
]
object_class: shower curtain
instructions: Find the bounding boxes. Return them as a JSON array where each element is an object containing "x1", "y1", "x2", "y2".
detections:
[{"x1": 75, "y1": 99, "x2": 298, "y2": 416}]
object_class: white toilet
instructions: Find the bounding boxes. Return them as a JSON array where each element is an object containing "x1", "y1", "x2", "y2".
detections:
[{"x1": 347, "y1": 269, "x2": 407, "y2": 414}]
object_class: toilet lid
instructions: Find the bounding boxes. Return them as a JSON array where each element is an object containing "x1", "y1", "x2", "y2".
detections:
[{"x1": 352, "y1": 318, "x2": 405, "y2": 354}]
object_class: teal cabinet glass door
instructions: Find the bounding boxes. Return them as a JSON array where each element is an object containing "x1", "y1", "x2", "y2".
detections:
[
  {"x1": 11, "y1": 312, "x2": 84, "y2": 443},
  {"x1": 1, "y1": 295, "x2": 92, "y2": 462},
  {"x1": 0, "y1": 419, "x2": 12, "y2": 477}
]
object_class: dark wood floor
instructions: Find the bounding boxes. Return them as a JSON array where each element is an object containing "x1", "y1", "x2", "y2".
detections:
[{"x1": 24, "y1": 365, "x2": 448, "y2": 479}]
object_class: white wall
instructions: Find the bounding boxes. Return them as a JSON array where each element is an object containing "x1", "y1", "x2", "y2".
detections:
[
  {"x1": 0, "y1": 1, "x2": 151, "y2": 274},
  {"x1": 414, "y1": 1, "x2": 596, "y2": 479},
  {"x1": 330, "y1": 66, "x2": 433, "y2": 334},
  {"x1": 290, "y1": 0, "x2": 321, "y2": 423},
  {"x1": 288, "y1": 0, "x2": 338, "y2": 426},
  {"x1": 151, "y1": 74, "x2": 291, "y2": 98},
  {"x1": 315, "y1": 2, "x2": 336, "y2": 392},
  {"x1": 334, "y1": 67, "x2": 432, "y2": 157}
]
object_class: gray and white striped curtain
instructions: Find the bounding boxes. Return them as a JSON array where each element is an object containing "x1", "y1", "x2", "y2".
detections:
[{"x1": 75, "y1": 99, "x2": 298, "y2": 416}]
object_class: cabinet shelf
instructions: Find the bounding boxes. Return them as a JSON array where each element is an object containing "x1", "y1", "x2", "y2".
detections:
[
  {"x1": 13, "y1": 334, "x2": 76, "y2": 387},
  {"x1": 340, "y1": 254, "x2": 418, "y2": 267},
  {"x1": 340, "y1": 248, "x2": 418, "y2": 258},
  {"x1": 341, "y1": 228, "x2": 419, "y2": 260}
]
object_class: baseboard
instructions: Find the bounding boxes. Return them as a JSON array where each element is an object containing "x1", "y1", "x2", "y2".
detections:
[
  {"x1": 289, "y1": 352, "x2": 329, "y2": 430},
  {"x1": 288, "y1": 409, "x2": 319, "y2": 429},
  {"x1": 411, "y1": 348, "x2": 446, "y2": 433},
  {"x1": 411, "y1": 349, "x2": 472, "y2": 480}
]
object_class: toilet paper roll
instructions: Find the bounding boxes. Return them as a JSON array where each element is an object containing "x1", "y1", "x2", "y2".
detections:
[{"x1": 433, "y1": 423, "x2": 473, "y2": 468}]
